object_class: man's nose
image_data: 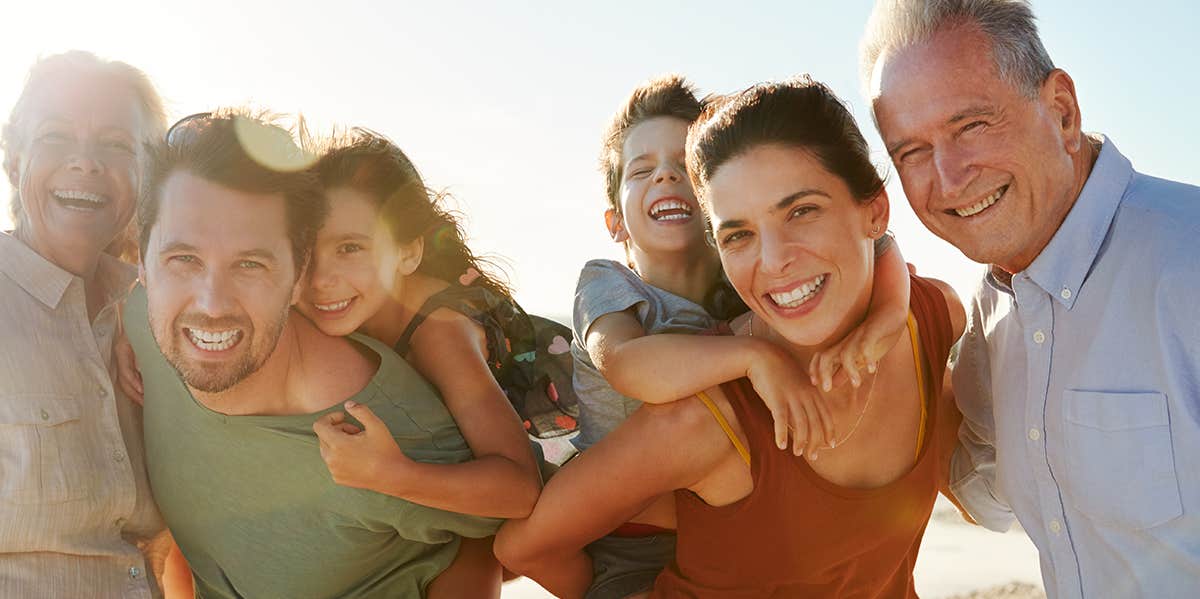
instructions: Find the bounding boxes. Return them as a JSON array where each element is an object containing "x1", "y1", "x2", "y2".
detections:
[
  {"x1": 192, "y1": 271, "x2": 238, "y2": 317},
  {"x1": 933, "y1": 145, "x2": 977, "y2": 201}
]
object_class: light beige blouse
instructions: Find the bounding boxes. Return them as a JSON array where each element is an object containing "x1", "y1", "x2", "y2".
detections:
[{"x1": 0, "y1": 232, "x2": 163, "y2": 598}]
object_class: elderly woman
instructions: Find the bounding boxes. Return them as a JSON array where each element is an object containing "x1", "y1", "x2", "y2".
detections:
[
  {"x1": 496, "y1": 77, "x2": 967, "y2": 598},
  {"x1": 0, "y1": 51, "x2": 169, "y2": 597}
]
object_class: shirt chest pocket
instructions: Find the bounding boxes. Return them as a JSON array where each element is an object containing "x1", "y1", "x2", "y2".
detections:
[
  {"x1": 0, "y1": 395, "x2": 93, "y2": 504},
  {"x1": 1062, "y1": 390, "x2": 1182, "y2": 530}
]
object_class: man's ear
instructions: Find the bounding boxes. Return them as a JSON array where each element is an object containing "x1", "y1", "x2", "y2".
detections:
[
  {"x1": 396, "y1": 236, "x2": 424, "y2": 276},
  {"x1": 604, "y1": 208, "x2": 629, "y2": 243},
  {"x1": 866, "y1": 188, "x2": 891, "y2": 238},
  {"x1": 1041, "y1": 69, "x2": 1084, "y2": 154}
]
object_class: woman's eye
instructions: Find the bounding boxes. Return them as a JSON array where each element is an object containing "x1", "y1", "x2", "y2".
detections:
[
  {"x1": 39, "y1": 131, "x2": 70, "y2": 143},
  {"x1": 337, "y1": 243, "x2": 363, "y2": 254},
  {"x1": 168, "y1": 255, "x2": 197, "y2": 265},
  {"x1": 103, "y1": 138, "x2": 135, "y2": 152},
  {"x1": 238, "y1": 260, "x2": 265, "y2": 270},
  {"x1": 789, "y1": 205, "x2": 817, "y2": 219}
]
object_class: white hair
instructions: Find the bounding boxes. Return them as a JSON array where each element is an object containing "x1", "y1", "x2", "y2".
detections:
[
  {"x1": 2, "y1": 50, "x2": 167, "y2": 225},
  {"x1": 860, "y1": 0, "x2": 1055, "y2": 98}
]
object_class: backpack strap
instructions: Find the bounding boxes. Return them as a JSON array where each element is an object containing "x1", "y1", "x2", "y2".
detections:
[{"x1": 392, "y1": 285, "x2": 480, "y2": 356}]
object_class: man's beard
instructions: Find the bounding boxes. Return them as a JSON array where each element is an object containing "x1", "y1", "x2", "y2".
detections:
[{"x1": 150, "y1": 305, "x2": 290, "y2": 394}]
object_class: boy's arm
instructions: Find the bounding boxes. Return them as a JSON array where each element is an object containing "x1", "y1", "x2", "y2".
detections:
[
  {"x1": 809, "y1": 241, "x2": 911, "y2": 391},
  {"x1": 587, "y1": 310, "x2": 833, "y2": 456}
]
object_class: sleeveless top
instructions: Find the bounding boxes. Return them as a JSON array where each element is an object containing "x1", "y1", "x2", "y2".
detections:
[{"x1": 650, "y1": 274, "x2": 957, "y2": 599}]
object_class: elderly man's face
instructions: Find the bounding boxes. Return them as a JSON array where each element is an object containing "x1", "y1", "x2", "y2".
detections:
[
  {"x1": 141, "y1": 171, "x2": 299, "y2": 394},
  {"x1": 872, "y1": 25, "x2": 1079, "y2": 272},
  {"x1": 8, "y1": 74, "x2": 142, "y2": 272}
]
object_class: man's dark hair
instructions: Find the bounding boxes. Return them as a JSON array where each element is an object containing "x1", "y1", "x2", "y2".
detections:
[{"x1": 137, "y1": 109, "x2": 326, "y2": 275}]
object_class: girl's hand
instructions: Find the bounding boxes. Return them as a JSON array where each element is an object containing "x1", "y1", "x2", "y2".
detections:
[
  {"x1": 313, "y1": 400, "x2": 412, "y2": 492},
  {"x1": 115, "y1": 333, "x2": 144, "y2": 405},
  {"x1": 808, "y1": 313, "x2": 904, "y2": 393},
  {"x1": 746, "y1": 346, "x2": 834, "y2": 459}
]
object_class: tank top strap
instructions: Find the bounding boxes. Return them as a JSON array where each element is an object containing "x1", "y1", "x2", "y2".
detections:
[{"x1": 696, "y1": 390, "x2": 751, "y2": 466}]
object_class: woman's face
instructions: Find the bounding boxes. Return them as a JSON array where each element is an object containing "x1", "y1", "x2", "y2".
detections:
[
  {"x1": 296, "y1": 186, "x2": 400, "y2": 336},
  {"x1": 706, "y1": 144, "x2": 886, "y2": 349}
]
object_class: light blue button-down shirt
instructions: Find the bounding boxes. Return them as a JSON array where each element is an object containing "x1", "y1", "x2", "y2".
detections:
[{"x1": 949, "y1": 138, "x2": 1200, "y2": 599}]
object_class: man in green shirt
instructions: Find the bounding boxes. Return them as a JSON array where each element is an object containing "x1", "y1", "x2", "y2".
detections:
[{"x1": 124, "y1": 110, "x2": 499, "y2": 598}]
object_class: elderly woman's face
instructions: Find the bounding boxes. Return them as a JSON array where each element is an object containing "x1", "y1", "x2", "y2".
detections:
[
  {"x1": 706, "y1": 144, "x2": 884, "y2": 348},
  {"x1": 9, "y1": 73, "x2": 142, "y2": 272}
]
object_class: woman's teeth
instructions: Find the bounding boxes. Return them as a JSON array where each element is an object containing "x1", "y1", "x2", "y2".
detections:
[
  {"x1": 53, "y1": 189, "x2": 108, "y2": 210},
  {"x1": 768, "y1": 274, "x2": 827, "y2": 308},
  {"x1": 955, "y1": 186, "x2": 1005, "y2": 217},
  {"x1": 649, "y1": 199, "x2": 693, "y2": 221},
  {"x1": 186, "y1": 328, "x2": 241, "y2": 351},
  {"x1": 313, "y1": 299, "x2": 352, "y2": 312}
]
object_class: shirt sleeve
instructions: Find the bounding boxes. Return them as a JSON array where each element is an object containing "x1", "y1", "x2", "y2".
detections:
[
  {"x1": 948, "y1": 286, "x2": 1017, "y2": 532},
  {"x1": 388, "y1": 501, "x2": 503, "y2": 544},
  {"x1": 572, "y1": 260, "x2": 651, "y2": 341}
]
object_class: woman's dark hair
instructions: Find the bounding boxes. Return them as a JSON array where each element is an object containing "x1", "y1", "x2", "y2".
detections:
[
  {"x1": 315, "y1": 128, "x2": 512, "y2": 298},
  {"x1": 687, "y1": 76, "x2": 885, "y2": 213}
]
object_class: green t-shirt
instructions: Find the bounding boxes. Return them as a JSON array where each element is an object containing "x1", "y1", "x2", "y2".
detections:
[{"x1": 124, "y1": 286, "x2": 500, "y2": 598}]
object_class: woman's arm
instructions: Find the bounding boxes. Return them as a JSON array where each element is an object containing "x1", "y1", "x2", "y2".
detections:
[
  {"x1": 809, "y1": 241, "x2": 912, "y2": 390},
  {"x1": 494, "y1": 390, "x2": 742, "y2": 599},
  {"x1": 587, "y1": 309, "x2": 833, "y2": 455},
  {"x1": 314, "y1": 311, "x2": 541, "y2": 519}
]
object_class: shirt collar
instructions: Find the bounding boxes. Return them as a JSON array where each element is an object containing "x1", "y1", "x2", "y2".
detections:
[
  {"x1": 1020, "y1": 136, "x2": 1132, "y2": 309},
  {"x1": 0, "y1": 231, "x2": 136, "y2": 311}
]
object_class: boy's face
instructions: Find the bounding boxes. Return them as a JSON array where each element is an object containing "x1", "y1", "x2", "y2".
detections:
[{"x1": 607, "y1": 117, "x2": 706, "y2": 256}]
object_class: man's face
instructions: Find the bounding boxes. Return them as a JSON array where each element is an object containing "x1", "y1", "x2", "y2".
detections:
[
  {"x1": 141, "y1": 171, "x2": 299, "y2": 394},
  {"x1": 872, "y1": 25, "x2": 1078, "y2": 272},
  {"x1": 9, "y1": 73, "x2": 142, "y2": 271}
]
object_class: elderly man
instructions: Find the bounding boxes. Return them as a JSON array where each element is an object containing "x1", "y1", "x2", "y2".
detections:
[
  {"x1": 121, "y1": 110, "x2": 500, "y2": 598},
  {"x1": 0, "y1": 52, "x2": 168, "y2": 597},
  {"x1": 863, "y1": 1, "x2": 1199, "y2": 597}
]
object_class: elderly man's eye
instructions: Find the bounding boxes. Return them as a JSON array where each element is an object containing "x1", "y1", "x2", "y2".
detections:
[{"x1": 238, "y1": 260, "x2": 266, "y2": 269}]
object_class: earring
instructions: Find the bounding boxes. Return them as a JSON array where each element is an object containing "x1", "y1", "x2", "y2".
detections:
[{"x1": 871, "y1": 225, "x2": 880, "y2": 237}]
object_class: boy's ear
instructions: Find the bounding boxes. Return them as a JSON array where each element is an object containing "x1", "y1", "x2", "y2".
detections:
[
  {"x1": 866, "y1": 188, "x2": 891, "y2": 239},
  {"x1": 397, "y1": 236, "x2": 424, "y2": 276},
  {"x1": 604, "y1": 209, "x2": 629, "y2": 243}
]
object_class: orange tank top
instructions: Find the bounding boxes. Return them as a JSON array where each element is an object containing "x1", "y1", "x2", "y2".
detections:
[{"x1": 650, "y1": 275, "x2": 957, "y2": 598}]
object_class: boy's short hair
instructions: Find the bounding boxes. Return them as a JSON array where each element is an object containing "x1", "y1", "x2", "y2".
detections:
[
  {"x1": 599, "y1": 75, "x2": 703, "y2": 212},
  {"x1": 138, "y1": 109, "x2": 326, "y2": 277}
]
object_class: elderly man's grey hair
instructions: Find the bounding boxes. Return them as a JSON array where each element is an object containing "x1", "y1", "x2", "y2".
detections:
[
  {"x1": 1, "y1": 50, "x2": 167, "y2": 226},
  {"x1": 860, "y1": 0, "x2": 1055, "y2": 99}
]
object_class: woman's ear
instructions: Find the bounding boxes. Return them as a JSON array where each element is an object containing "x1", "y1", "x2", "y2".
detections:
[
  {"x1": 396, "y1": 236, "x2": 424, "y2": 276},
  {"x1": 866, "y1": 188, "x2": 891, "y2": 239},
  {"x1": 604, "y1": 208, "x2": 629, "y2": 243}
]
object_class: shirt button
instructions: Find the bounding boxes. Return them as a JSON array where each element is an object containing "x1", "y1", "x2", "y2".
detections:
[
  {"x1": 1060, "y1": 288, "x2": 1072, "y2": 300},
  {"x1": 112, "y1": 450, "x2": 126, "y2": 463},
  {"x1": 1033, "y1": 330, "x2": 1046, "y2": 344},
  {"x1": 129, "y1": 566, "x2": 141, "y2": 579},
  {"x1": 40, "y1": 409, "x2": 50, "y2": 421},
  {"x1": 114, "y1": 518, "x2": 126, "y2": 528},
  {"x1": 1049, "y1": 519, "x2": 1062, "y2": 534},
  {"x1": 99, "y1": 387, "x2": 109, "y2": 398},
  {"x1": 1028, "y1": 428, "x2": 1041, "y2": 441}
]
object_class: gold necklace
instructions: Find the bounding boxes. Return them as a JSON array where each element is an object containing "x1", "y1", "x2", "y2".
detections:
[{"x1": 747, "y1": 312, "x2": 874, "y2": 449}]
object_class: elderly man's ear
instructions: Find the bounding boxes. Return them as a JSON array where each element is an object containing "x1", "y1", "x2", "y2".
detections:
[
  {"x1": 5, "y1": 154, "x2": 20, "y2": 189},
  {"x1": 1041, "y1": 69, "x2": 1085, "y2": 154}
]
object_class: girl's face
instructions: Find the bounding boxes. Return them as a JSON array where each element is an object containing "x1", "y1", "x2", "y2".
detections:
[
  {"x1": 297, "y1": 186, "x2": 401, "y2": 336},
  {"x1": 609, "y1": 117, "x2": 707, "y2": 255},
  {"x1": 706, "y1": 144, "x2": 887, "y2": 349}
]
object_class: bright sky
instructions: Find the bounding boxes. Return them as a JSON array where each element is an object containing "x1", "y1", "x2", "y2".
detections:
[{"x1": 2, "y1": 0, "x2": 1196, "y2": 318}]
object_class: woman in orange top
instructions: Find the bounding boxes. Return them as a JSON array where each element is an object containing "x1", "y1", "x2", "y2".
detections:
[{"x1": 496, "y1": 76, "x2": 967, "y2": 598}]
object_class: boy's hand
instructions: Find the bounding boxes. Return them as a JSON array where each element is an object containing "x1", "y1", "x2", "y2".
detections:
[
  {"x1": 808, "y1": 312, "x2": 905, "y2": 393},
  {"x1": 313, "y1": 400, "x2": 411, "y2": 492},
  {"x1": 115, "y1": 333, "x2": 144, "y2": 405},
  {"x1": 746, "y1": 346, "x2": 834, "y2": 459}
]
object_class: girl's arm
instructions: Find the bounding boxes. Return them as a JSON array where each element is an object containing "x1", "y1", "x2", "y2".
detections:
[
  {"x1": 315, "y1": 311, "x2": 541, "y2": 519},
  {"x1": 586, "y1": 309, "x2": 833, "y2": 457},
  {"x1": 494, "y1": 388, "x2": 741, "y2": 599},
  {"x1": 809, "y1": 241, "x2": 912, "y2": 391}
]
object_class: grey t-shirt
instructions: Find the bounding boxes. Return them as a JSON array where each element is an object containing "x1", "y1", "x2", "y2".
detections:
[{"x1": 570, "y1": 259, "x2": 721, "y2": 451}]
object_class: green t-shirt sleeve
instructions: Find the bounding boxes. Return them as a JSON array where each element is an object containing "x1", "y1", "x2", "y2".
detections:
[{"x1": 388, "y1": 501, "x2": 503, "y2": 543}]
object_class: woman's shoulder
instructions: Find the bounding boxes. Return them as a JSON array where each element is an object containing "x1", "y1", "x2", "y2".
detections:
[{"x1": 909, "y1": 274, "x2": 966, "y2": 344}]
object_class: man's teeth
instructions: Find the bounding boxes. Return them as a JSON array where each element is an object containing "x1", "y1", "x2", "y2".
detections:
[
  {"x1": 650, "y1": 199, "x2": 693, "y2": 221},
  {"x1": 187, "y1": 328, "x2": 240, "y2": 351},
  {"x1": 955, "y1": 187, "x2": 1004, "y2": 217},
  {"x1": 313, "y1": 299, "x2": 351, "y2": 312},
  {"x1": 53, "y1": 190, "x2": 107, "y2": 205},
  {"x1": 769, "y1": 275, "x2": 827, "y2": 308}
]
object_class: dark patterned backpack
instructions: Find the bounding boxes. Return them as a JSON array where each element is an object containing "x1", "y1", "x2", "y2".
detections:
[{"x1": 392, "y1": 281, "x2": 580, "y2": 440}]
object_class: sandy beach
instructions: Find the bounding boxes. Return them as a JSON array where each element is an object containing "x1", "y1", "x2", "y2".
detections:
[{"x1": 500, "y1": 496, "x2": 1046, "y2": 598}]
